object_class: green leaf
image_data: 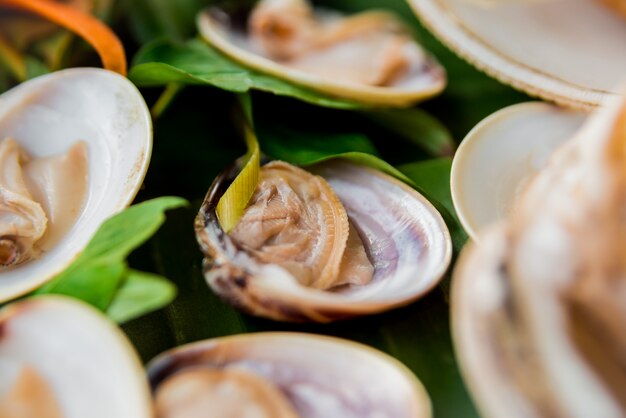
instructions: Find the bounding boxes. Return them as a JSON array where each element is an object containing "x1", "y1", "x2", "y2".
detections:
[
  {"x1": 216, "y1": 119, "x2": 260, "y2": 233},
  {"x1": 129, "y1": 39, "x2": 365, "y2": 110},
  {"x1": 364, "y1": 108, "x2": 455, "y2": 157},
  {"x1": 36, "y1": 197, "x2": 188, "y2": 321},
  {"x1": 79, "y1": 196, "x2": 188, "y2": 263},
  {"x1": 106, "y1": 269, "x2": 177, "y2": 324},
  {"x1": 36, "y1": 262, "x2": 126, "y2": 310},
  {"x1": 257, "y1": 123, "x2": 415, "y2": 185}
]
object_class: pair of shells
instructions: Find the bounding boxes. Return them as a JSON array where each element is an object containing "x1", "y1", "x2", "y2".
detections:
[
  {"x1": 0, "y1": 68, "x2": 151, "y2": 301},
  {"x1": 0, "y1": 296, "x2": 432, "y2": 418},
  {"x1": 451, "y1": 81, "x2": 626, "y2": 414}
]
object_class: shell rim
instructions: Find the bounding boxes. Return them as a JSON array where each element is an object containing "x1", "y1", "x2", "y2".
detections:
[
  {"x1": 147, "y1": 331, "x2": 433, "y2": 418},
  {"x1": 0, "y1": 294, "x2": 154, "y2": 418},
  {"x1": 450, "y1": 101, "x2": 586, "y2": 241},
  {"x1": 406, "y1": 0, "x2": 617, "y2": 110},
  {"x1": 196, "y1": 160, "x2": 453, "y2": 318},
  {"x1": 196, "y1": 8, "x2": 446, "y2": 107},
  {"x1": 0, "y1": 68, "x2": 153, "y2": 303}
]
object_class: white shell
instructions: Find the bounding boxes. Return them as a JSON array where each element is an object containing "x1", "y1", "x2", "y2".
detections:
[
  {"x1": 407, "y1": 0, "x2": 626, "y2": 108},
  {"x1": 0, "y1": 296, "x2": 152, "y2": 418},
  {"x1": 0, "y1": 68, "x2": 152, "y2": 301},
  {"x1": 148, "y1": 332, "x2": 432, "y2": 418},
  {"x1": 196, "y1": 8, "x2": 446, "y2": 107},
  {"x1": 451, "y1": 102, "x2": 586, "y2": 240},
  {"x1": 196, "y1": 161, "x2": 452, "y2": 322}
]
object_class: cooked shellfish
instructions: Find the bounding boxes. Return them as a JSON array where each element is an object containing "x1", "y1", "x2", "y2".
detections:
[
  {"x1": 0, "y1": 296, "x2": 152, "y2": 418},
  {"x1": 195, "y1": 160, "x2": 451, "y2": 322},
  {"x1": 149, "y1": 332, "x2": 432, "y2": 418},
  {"x1": 0, "y1": 68, "x2": 152, "y2": 302},
  {"x1": 452, "y1": 91, "x2": 626, "y2": 417},
  {"x1": 197, "y1": 0, "x2": 446, "y2": 107}
]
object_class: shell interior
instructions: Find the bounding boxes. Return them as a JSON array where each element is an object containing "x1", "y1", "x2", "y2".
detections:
[
  {"x1": 451, "y1": 102, "x2": 586, "y2": 240},
  {"x1": 0, "y1": 296, "x2": 152, "y2": 418},
  {"x1": 196, "y1": 160, "x2": 452, "y2": 322},
  {"x1": 149, "y1": 333, "x2": 432, "y2": 418},
  {"x1": 0, "y1": 68, "x2": 152, "y2": 302},
  {"x1": 196, "y1": 5, "x2": 446, "y2": 107},
  {"x1": 407, "y1": 0, "x2": 626, "y2": 108}
]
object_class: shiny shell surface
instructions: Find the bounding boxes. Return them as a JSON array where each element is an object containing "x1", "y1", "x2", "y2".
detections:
[
  {"x1": 407, "y1": 0, "x2": 626, "y2": 108},
  {"x1": 0, "y1": 68, "x2": 152, "y2": 301}
]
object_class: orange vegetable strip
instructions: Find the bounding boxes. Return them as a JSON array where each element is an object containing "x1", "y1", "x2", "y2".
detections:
[{"x1": 0, "y1": 0, "x2": 127, "y2": 75}]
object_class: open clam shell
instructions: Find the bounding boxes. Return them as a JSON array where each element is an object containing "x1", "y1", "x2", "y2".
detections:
[
  {"x1": 196, "y1": 3, "x2": 446, "y2": 107},
  {"x1": 195, "y1": 160, "x2": 452, "y2": 322},
  {"x1": 148, "y1": 332, "x2": 432, "y2": 418},
  {"x1": 0, "y1": 296, "x2": 152, "y2": 417},
  {"x1": 451, "y1": 102, "x2": 586, "y2": 240},
  {"x1": 452, "y1": 89, "x2": 626, "y2": 417},
  {"x1": 0, "y1": 68, "x2": 152, "y2": 301},
  {"x1": 407, "y1": 0, "x2": 626, "y2": 108}
]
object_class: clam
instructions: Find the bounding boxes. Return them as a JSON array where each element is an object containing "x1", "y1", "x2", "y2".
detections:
[
  {"x1": 407, "y1": 0, "x2": 626, "y2": 108},
  {"x1": 0, "y1": 68, "x2": 152, "y2": 301},
  {"x1": 452, "y1": 91, "x2": 626, "y2": 416},
  {"x1": 196, "y1": 0, "x2": 446, "y2": 107},
  {"x1": 0, "y1": 295, "x2": 152, "y2": 417},
  {"x1": 149, "y1": 332, "x2": 432, "y2": 418},
  {"x1": 195, "y1": 160, "x2": 452, "y2": 322},
  {"x1": 451, "y1": 102, "x2": 587, "y2": 240}
]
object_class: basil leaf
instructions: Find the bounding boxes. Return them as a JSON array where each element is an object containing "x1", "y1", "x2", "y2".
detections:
[
  {"x1": 36, "y1": 197, "x2": 188, "y2": 322},
  {"x1": 106, "y1": 270, "x2": 177, "y2": 324},
  {"x1": 364, "y1": 108, "x2": 455, "y2": 157},
  {"x1": 129, "y1": 39, "x2": 364, "y2": 110}
]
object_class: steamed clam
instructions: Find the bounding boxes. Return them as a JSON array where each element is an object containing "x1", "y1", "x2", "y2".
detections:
[
  {"x1": 0, "y1": 296, "x2": 152, "y2": 418},
  {"x1": 195, "y1": 160, "x2": 452, "y2": 322},
  {"x1": 452, "y1": 92, "x2": 626, "y2": 416},
  {"x1": 0, "y1": 68, "x2": 152, "y2": 301},
  {"x1": 197, "y1": 0, "x2": 446, "y2": 107},
  {"x1": 451, "y1": 102, "x2": 587, "y2": 240},
  {"x1": 149, "y1": 332, "x2": 432, "y2": 418}
]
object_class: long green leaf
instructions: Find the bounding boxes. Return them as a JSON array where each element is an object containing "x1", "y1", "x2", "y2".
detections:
[
  {"x1": 129, "y1": 39, "x2": 364, "y2": 110},
  {"x1": 106, "y1": 270, "x2": 177, "y2": 324}
]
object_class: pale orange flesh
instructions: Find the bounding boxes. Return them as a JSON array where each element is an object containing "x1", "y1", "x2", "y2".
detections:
[
  {"x1": 0, "y1": 365, "x2": 63, "y2": 418},
  {"x1": 155, "y1": 368, "x2": 300, "y2": 418},
  {"x1": 248, "y1": 0, "x2": 424, "y2": 87},
  {"x1": 230, "y1": 161, "x2": 373, "y2": 290},
  {"x1": 0, "y1": 138, "x2": 88, "y2": 267}
]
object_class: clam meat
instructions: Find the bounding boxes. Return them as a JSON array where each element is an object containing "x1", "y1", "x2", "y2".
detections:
[
  {"x1": 149, "y1": 333, "x2": 432, "y2": 418},
  {"x1": 196, "y1": 160, "x2": 451, "y2": 322},
  {"x1": 0, "y1": 68, "x2": 152, "y2": 302},
  {"x1": 452, "y1": 91, "x2": 626, "y2": 417},
  {"x1": 197, "y1": 0, "x2": 446, "y2": 106},
  {"x1": 0, "y1": 138, "x2": 87, "y2": 267}
]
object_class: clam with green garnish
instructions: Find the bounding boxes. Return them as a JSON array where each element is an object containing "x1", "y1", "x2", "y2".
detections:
[{"x1": 195, "y1": 159, "x2": 451, "y2": 322}]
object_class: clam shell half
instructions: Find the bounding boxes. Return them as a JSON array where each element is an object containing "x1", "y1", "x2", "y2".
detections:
[
  {"x1": 407, "y1": 0, "x2": 626, "y2": 108},
  {"x1": 0, "y1": 296, "x2": 152, "y2": 418},
  {"x1": 0, "y1": 68, "x2": 152, "y2": 301},
  {"x1": 148, "y1": 332, "x2": 432, "y2": 418},
  {"x1": 451, "y1": 102, "x2": 586, "y2": 240},
  {"x1": 195, "y1": 160, "x2": 452, "y2": 322},
  {"x1": 196, "y1": 6, "x2": 446, "y2": 107}
]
